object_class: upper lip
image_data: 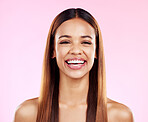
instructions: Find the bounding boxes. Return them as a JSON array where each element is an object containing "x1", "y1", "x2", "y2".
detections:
[{"x1": 65, "y1": 57, "x2": 86, "y2": 61}]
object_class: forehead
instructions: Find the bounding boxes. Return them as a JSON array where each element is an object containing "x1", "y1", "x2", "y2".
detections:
[{"x1": 55, "y1": 18, "x2": 95, "y2": 37}]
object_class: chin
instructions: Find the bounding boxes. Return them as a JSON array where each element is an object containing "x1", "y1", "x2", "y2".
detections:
[{"x1": 66, "y1": 72, "x2": 89, "y2": 79}]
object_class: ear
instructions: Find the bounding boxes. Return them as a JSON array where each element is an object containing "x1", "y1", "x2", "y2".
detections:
[
  {"x1": 94, "y1": 51, "x2": 97, "y2": 59},
  {"x1": 94, "y1": 43, "x2": 97, "y2": 59},
  {"x1": 94, "y1": 54, "x2": 97, "y2": 59},
  {"x1": 52, "y1": 50, "x2": 56, "y2": 59}
]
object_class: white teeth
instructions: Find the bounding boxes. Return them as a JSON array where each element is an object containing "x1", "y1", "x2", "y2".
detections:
[{"x1": 67, "y1": 60, "x2": 84, "y2": 64}]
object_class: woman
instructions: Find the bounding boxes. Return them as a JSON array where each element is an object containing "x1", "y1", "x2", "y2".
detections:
[{"x1": 14, "y1": 8, "x2": 133, "y2": 122}]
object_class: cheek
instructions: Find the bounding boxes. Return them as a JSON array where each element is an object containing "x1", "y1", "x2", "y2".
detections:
[
  {"x1": 56, "y1": 46, "x2": 69, "y2": 60},
  {"x1": 85, "y1": 47, "x2": 96, "y2": 58}
]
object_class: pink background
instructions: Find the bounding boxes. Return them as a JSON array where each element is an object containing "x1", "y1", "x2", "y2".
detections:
[{"x1": 0, "y1": 0, "x2": 148, "y2": 121}]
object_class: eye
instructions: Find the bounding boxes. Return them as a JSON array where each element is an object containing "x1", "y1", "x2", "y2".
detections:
[
  {"x1": 82, "y1": 41, "x2": 92, "y2": 45},
  {"x1": 59, "y1": 41, "x2": 70, "y2": 44}
]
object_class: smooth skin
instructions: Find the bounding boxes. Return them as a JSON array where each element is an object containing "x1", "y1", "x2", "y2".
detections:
[{"x1": 14, "y1": 18, "x2": 133, "y2": 122}]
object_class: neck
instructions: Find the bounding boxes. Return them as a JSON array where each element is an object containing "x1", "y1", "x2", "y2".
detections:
[{"x1": 59, "y1": 73, "x2": 89, "y2": 107}]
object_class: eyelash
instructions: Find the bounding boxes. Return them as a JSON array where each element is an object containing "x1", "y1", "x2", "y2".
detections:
[
  {"x1": 82, "y1": 41, "x2": 92, "y2": 45},
  {"x1": 59, "y1": 41, "x2": 70, "y2": 44}
]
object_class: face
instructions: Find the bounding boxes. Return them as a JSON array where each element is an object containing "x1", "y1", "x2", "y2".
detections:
[{"x1": 53, "y1": 18, "x2": 97, "y2": 79}]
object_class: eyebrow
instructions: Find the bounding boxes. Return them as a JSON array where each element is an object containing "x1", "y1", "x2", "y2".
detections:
[
  {"x1": 58, "y1": 35, "x2": 72, "y2": 39},
  {"x1": 58, "y1": 35, "x2": 93, "y2": 39},
  {"x1": 81, "y1": 35, "x2": 92, "y2": 39}
]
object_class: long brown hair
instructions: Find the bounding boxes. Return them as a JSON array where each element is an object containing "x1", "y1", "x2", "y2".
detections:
[{"x1": 36, "y1": 8, "x2": 108, "y2": 122}]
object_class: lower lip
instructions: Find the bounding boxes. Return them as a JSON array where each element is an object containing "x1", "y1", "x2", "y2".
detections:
[{"x1": 65, "y1": 62, "x2": 86, "y2": 70}]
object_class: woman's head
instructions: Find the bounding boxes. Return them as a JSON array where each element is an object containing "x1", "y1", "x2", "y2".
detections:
[
  {"x1": 37, "y1": 8, "x2": 107, "y2": 122},
  {"x1": 48, "y1": 8, "x2": 100, "y2": 80},
  {"x1": 53, "y1": 18, "x2": 97, "y2": 79}
]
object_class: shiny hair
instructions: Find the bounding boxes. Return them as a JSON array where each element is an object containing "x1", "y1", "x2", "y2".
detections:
[{"x1": 36, "y1": 8, "x2": 108, "y2": 122}]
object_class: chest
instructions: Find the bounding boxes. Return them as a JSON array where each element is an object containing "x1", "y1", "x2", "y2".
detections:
[{"x1": 59, "y1": 105, "x2": 87, "y2": 122}]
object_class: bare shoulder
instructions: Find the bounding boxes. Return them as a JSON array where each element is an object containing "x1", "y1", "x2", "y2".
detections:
[
  {"x1": 14, "y1": 97, "x2": 39, "y2": 122},
  {"x1": 107, "y1": 98, "x2": 134, "y2": 122}
]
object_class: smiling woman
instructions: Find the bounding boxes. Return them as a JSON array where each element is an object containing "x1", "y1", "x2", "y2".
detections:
[{"x1": 14, "y1": 8, "x2": 133, "y2": 122}]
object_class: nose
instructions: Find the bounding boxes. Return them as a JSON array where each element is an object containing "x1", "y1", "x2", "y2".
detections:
[{"x1": 69, "y1": 45, "x2": 83, "y2": 55}]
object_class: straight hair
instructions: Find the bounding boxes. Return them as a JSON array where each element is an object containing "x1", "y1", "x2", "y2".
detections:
[{"x1": 36, "y1": 8, "x2": 108, "y2": 122}]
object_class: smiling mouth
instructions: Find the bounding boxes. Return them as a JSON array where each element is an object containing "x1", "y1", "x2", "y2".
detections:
[
  {"x1": 65, "y1": 60, "x2": 86, "y2": 65},
  {"x1": 65, "y1": 59, "x2": 86, "y2": 70}
]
